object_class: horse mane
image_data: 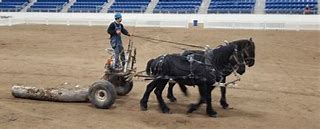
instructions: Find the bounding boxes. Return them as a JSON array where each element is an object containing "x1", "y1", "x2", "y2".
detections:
[
  {"x1": 208, "y1": 43, "x2": 236, "y2": 66},
  {"x1": 229, "y1": 39, "x2": 250, "y2": 47}
]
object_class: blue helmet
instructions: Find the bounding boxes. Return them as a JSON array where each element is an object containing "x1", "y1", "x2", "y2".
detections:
[{"x1": 114, "y1": 13, "x2": 122, "y2": 20}]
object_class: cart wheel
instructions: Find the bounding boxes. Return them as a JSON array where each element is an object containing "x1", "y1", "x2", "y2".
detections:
[
  {"x1": 89, "y1": 80, "x2": 116, "y2": 109},
  {"x1": 115, "y1": 80, "x2": 133, "y2": 96}
]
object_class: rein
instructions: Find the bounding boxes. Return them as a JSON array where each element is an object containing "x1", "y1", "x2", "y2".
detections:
[
  {"x1": 132, "y1": 35, "x2": 205, "y2": 49},
  {"x1": 213, "y1": 71, "x2": 241, "y2": 88}
]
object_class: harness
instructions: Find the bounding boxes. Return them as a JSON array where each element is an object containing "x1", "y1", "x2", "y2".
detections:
[
  {"x1": 207, "y1": 45, "x2": 244, "y2": 84},
  {"x1": 186, "y1": 54, "x2": 212, "y2": 78},
  {"x1": 186, "y1": 53, "x2": 214, "y2": 85},
  {"x1": 151, "y1": 53, "x2": 213, "y2": 85},
  {"x1": 151, "y1": 44, "x2": 245, "y2": 87},
  {"x1": 242, "y1": 47, "x2": 255, "y2": 62},
  {"x1": 153, "y1": 55, "x2": 166, "y2": 76},
  {"x1": 185, "y1": 45, "x2": 243, "y2": 82}
]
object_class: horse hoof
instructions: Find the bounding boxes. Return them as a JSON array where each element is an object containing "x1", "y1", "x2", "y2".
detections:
[
  {"x1": 161, "y1": 107, "x2": 170, "y2": 114},
  {"x1": 140, "y1": 106, "x2": 148, "y2": 111},
  {"x1": 208, "y1": 113, "x2": 218, "y2": 118},
  {"x1": 169, "y1": 98, "x2": 177, "y2": 102},
  {"x1": 187, "y1": 104, "x2": 197, "y2": 113},
  {"x1": 222, "y1": 105, "x2": 229, "y2": 109},
  {"x1": 140, "y1": 104, "x2": 148, "y2": 111},
  {"x1": 220, "y1": 102, "x2": 229, "y2": 109}
]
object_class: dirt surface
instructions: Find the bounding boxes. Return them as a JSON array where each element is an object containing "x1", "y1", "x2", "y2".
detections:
[{"x1": 0, "y1": 25, "x2": 319, "y2": 129}]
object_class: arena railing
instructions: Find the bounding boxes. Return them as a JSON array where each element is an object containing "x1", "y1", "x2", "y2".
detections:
[
  {"x1": 107, "y1": 9, "x2": 146, "y2": 13},
  {"x1": 0, "y1": 2, "x2": 28, "y2": 12},
  {"x1": 27, "y1": 3, "x2": 66, "y2": 13},
  {"x1": 68, "y1": 6, "x2": 103, "y2": 13},
  {"x1": 0, "y1": 13, "x2": 319, "y2": 30}
]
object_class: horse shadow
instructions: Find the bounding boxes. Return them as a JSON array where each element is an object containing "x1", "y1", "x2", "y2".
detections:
[{"x1": 163, "y1": 101, "x2": 262, "y2": 118}]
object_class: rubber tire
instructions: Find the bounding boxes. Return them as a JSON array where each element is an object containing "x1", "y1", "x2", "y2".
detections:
[
  {"x1": 106, "y1": 74, "x2": 133, "y2": 96},
  {"x1": 115, "y1": 81, "x2": 133, "y2": 96},
  {"x1": 89, "y1": 80, "x2": 116, "y2": 109}
]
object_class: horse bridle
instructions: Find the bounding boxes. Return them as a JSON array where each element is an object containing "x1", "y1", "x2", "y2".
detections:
[
  {"x1": 242, "y1": 43, "x2": 255, "y2": 63},
  {"x1": 213, "y1": 48, "x2": 244, "y2": 84},
  {"x1": 229, "y1": 48, "x2": 245, "y2": 66}
]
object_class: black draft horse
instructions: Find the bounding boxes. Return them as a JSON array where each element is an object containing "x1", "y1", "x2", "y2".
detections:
[
  {"x1": 166, "y1": 38, "x2": 256, "y2": 109},
  {"x1": 140, "y1": 43, "x2": 246, "y2": 117}
]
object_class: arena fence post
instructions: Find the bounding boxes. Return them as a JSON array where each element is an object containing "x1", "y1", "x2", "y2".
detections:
[
  {"x1": 89, "y1": 20, "x2": 92, "y2": 26},
  {"x1": 8, "y1": 18, "x2": 12, "y2": 26},
  {"x1": 67, "y1": 19, "x2": 70, "y2": 26},
  {"x1": 46, "y1": 18, "x2": 49, "y2": 25}
]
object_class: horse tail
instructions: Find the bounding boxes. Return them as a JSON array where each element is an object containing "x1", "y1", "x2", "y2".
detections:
[{"x1": 146, "y1": 59, "x2": 155, "y2": 75}]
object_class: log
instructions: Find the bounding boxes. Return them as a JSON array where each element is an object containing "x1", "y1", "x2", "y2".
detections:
[{"x1": 11, "y1": 85, "x2": 89, "y2": 102}]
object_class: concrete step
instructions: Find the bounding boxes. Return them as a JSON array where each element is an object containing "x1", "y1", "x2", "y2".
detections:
[
  {"x1": 145, "y1": 0, "x2": 159, "y2": 13},
  {"x1": 61, "y1": 0, "x2": 76, "y2": 13},
  {"x1": 254, "y1": 0, "x2": 266, "y2": 14},
  {"x1": 198, "y1": 0, "x2": 211, "y2": 14},
  {"x1": 100, "y1": 0, "x2": 115, "y2": 13},
  {"x1": 318, "y1": 0, "x2": 320, "y2": 14},
  {"x1": 20, "y1": 0, "x2": 36, "y2": 12}
]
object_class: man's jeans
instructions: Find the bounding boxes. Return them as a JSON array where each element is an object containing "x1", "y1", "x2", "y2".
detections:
[{"x1": 110, "y1": 36, "x2": 125, "y2": 68}]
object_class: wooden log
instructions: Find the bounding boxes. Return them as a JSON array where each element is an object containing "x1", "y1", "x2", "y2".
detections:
[{"x1": 11, "y1": 85, "x2": 89, "y2": 102}]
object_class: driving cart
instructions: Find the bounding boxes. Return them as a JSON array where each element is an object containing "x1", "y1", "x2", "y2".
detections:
[{"x1": 88, "y1": 40, "x2": 136, "y2": 109}]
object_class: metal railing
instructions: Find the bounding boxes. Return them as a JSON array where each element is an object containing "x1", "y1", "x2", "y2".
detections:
[
  {"x1": 154, "y1": 8, "x2": 199, "y2": 14},
  {"x1": 0, "y1": 17, "x2": 189, "y2": 28},
  {"x1": 207, "y1": 9, "x2": 255, "y2": 14},
  {"x1": 1, "y1": 13, "x2": 319, "y2": 30},
  {"x1": 27, "y1": 2, "x2": 67, "y2": 13},
  {"x1": 0, "y1": 8, "x2": 21, "y2": 12},
  {"x1": 153, "y1": 6, "x2": 199, "y2": 14},
  {"x1": 0, "y1": 2, "x2": 28, "y2": 12},
  {"x1": 68, "y1": 6, "x2": 103, "y2": 13},
  {"x1": 107, "y1": 6, "x2": 147, "y2": 13},
  {"x1": 107, "y1": 9, "x2": 146, "y2": 13},
  {"x1": 28, "y1": 7, "x2": 64, "y2": 13},
  {"x1": 265, "y1": 10, "x2": 318, "y2": 14}
]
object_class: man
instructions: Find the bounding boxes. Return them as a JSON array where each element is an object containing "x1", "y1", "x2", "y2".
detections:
[{"x1": 107, "y1": 13, "x2": 131, "y2": 69}]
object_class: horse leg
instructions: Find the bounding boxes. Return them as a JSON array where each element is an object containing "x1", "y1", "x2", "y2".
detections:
[
  {"x1": 220, "y1": 87, "x2": 229, "y2": 109},
  {"x1": 220, "y1": 79, "x2": 229, "y2": 109},
  {"x1": 187, "y1": 86, "x2": 206, "y2": 113},
  {"x1": 205, "y1": 84, "x2": 218, "y2": 117},
  {"x1": 188, "y1": 86, "x2": 215, "y2": 113},
  {"x1": 154, "y1": 79, "x2": 170, "y2": 113},
  {"x1": 166, "y1": 81, "x2": 177, "y2": 102},
  {"x1": 178, "y1": 82, "x2": 189, "y2": 96},
  {"x1": 140, "y1": 79, "x2": 158, "y2": 111}
]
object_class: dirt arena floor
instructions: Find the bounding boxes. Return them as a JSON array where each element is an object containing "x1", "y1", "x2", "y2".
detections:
[{"x1": 0, "y1": 25, "x2": 319, "y2": 129}]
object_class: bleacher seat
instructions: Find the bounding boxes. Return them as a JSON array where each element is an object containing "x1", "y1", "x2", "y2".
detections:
[
  {"x1": 27, "y1": 0, "x2": 68, "y2": 12},
  {"x1": 153, "y1": 0, "x2": 202, "y2": 14},
  {"x1": 207, "y1": 0, "x2": 256, "y2": 14},
  {"x1": 0, "y1": 0, "x2": 28, "y2": 12},
  {"x1": 108, "y1": 0, "x2": 150, "y2": 13},
  {"x1": 68, "y1": 0, "x2": 107, "y2": 13},
  {"x1": 265, "y1": 0, "x2": 318, "y2": 14},
  {"x1": 1, "y1": 0, "x2": 317, "y2": 14}
]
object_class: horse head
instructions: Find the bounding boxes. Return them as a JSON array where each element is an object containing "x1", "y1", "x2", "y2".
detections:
[
  {"x1": 206, "y1": 43, "x2": 246, "y2": 76},
  {"x1": 244, "y1": 38, "x2": 255, "y2": 67},
  {"x1": 229, "y1": 45, "x2": 246, "y2": 75},
  {"x1": 229, "y1": 38, "x2": 255, "y2": 67}
]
